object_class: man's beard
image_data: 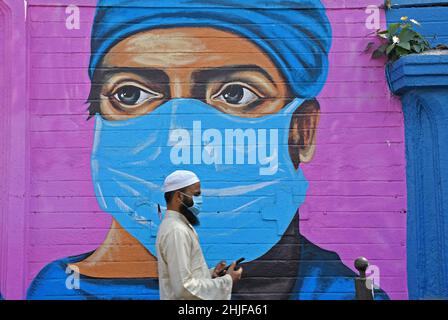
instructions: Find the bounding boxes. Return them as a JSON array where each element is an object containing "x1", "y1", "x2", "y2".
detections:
[{"x1": 180, "y1": 204, "x2": 200, "y2": 226}]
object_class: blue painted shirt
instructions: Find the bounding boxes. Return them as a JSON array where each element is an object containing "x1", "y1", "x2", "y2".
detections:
[{"x1": 27, "y1": 237, "x2": 389, "y2": 300}]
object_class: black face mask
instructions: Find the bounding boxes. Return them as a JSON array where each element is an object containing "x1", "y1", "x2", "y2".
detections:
[{"x1": 179, "y1": 193, "x2": 199, "y2": 226}]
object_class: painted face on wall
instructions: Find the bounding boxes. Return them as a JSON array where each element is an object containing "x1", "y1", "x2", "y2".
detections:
[
  {"x1": 94, "y1": 28, "x2": 292, "y2": 121},
  {"x1": 88, "y1": 0, "x2": 331, "y2": 266}
]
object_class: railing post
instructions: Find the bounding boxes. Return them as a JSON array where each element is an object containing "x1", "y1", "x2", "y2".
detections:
[{"x1": 354, "y1": 257, "x2": 374, "y2": 300}]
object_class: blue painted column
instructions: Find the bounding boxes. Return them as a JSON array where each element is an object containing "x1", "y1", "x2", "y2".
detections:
[{"x1": 387, "y1": 53, "x2": 448, "y2": 299}]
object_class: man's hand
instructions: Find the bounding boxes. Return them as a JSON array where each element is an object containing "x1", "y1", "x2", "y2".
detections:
[
  {"x1": 211, "y1": 261, "x2": 227, "y2": 279},
  {"x1": 227, "y1": 262, "x2": 243, "y2": 283}
]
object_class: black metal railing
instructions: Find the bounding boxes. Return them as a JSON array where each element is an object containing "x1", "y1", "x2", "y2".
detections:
[{"x1": 354, "y1": 257, "x2": 374, "y2": 300}]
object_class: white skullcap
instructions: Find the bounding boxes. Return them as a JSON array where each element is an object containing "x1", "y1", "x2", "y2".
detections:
[{"x1": 163, "y1": 170, "x2": 200, "y2": 193}]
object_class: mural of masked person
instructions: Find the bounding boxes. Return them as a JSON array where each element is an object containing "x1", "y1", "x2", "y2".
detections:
[{"x1": 27, "y1": 0, "x2": 389, "y2": 300}]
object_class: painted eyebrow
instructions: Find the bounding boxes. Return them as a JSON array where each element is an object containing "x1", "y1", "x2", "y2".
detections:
[
  {"x1": 93, "y1": 65, "x2": 275, "y2": 86},
  {"x1": 92, "y1": 67, "x2": 169, "y2": 84},
  {"x1": 191, "y1": 64, "x2": 277, "y2": 86}
]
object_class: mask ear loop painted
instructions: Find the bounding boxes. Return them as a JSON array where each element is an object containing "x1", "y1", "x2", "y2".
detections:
[{"x1": 284, "y1": 98, "x2": 306, "y2": 114}]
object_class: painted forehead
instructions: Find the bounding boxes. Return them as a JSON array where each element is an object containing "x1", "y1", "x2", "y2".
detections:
[{"x1": 101, "y1": 27, "x2": 280, "y2": 72}]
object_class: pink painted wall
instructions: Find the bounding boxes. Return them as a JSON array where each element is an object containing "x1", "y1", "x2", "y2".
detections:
[
  {"x1": 1, "y1": 0, "x2": 28, "y2": 300},
  {"x1": 302, "y1": 0, "x2": 408, "y2": 299},
  {"x1": 0, "y1": 0, "x2": 408, "y2": 299}
]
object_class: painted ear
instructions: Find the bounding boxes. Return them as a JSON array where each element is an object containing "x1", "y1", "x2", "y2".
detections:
[{"x1": 288, "y1": 99, "x2": 321, "y2": 169}]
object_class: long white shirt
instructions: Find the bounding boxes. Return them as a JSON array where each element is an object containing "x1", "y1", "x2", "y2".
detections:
[{"x1": 156, "y1": 210, "x2": 233, "y2": 300}]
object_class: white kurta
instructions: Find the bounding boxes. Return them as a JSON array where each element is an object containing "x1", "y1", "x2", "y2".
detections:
[{"x1": 156, "y1": 210, "x2": 233, "y2": 300}]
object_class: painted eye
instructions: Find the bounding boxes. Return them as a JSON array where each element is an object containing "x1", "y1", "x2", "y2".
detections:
[
  {"x1": 113, "y1": 85, "x2": 159, "y2": 107},
  {"x1": 214, "y1": 83, "x2": 260, "y2": 106}
]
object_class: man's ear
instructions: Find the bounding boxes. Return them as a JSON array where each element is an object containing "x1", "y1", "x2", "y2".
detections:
[
  {"x1": 175, "y1": 191, "x2": 183, "y2": 203},
  {"x1": 288, "y1": 99, "x2": 320, "y2": 170}
]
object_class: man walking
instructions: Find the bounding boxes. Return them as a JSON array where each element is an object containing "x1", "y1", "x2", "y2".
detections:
[{"x1": 156, "y1": 170, "x2": 243, "y2": 300}]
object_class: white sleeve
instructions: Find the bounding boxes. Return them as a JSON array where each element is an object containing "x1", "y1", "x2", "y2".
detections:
[{"x1": 161, "y1": 228, "x2": 233, "y2": 300}]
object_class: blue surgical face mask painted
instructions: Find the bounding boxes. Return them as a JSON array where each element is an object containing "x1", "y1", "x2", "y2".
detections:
[
  {"x1": 180, "y1": 192, "x2": 203, "y2": 217},
  {"x1": 90, "y1": 98, "x2": 309, "y2": 265}
]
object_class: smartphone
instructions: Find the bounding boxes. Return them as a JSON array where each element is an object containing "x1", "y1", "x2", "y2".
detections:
[{"x1": 218, "y1": 257, "x2": 245, "y2": 277}]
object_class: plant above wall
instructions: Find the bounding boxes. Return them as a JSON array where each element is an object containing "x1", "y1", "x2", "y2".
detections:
[{"x1": 365, "y1": 17, "x2": 431, "y2": 63}]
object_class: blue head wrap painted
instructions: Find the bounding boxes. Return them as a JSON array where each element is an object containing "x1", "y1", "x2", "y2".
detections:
[{"x1": 89, "y1": 0, "x2": 332, "y2": 98}]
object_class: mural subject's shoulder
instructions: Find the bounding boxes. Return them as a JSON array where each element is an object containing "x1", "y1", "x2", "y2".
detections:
[
  {"x1": 27, "y1": 251, "x2": 160, "y2": 300},
  {"x1": 26, "y1": 252, "x2": 94, "y2": 300},
  {"x1": 294, "y1": 236, "x2": 390, "y2": 300}
]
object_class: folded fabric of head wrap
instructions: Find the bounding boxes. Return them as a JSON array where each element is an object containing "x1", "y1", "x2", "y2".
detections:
[{"x1": 89, "y1": 0, "x2": 332, "y2": 99}]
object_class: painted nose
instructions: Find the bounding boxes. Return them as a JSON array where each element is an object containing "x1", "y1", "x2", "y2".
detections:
[{"x1": 171, "y1": 76, "x2": 191, "y2": 99}]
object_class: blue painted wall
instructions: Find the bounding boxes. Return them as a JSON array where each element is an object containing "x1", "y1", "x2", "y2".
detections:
[{"x1": 386, "y1": 0, "x2": 448, "y2": 300}]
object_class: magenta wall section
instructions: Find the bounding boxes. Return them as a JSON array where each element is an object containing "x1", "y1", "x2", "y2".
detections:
[
  {"x1": 1, "y1": 0, "x2": 28, "y2": 300},
  {"x1": 301, "y1": 0, "x2": 408, "y2": 299},
  {"x1": 0, "y1": 0, "x2": 408, "y2": 299}
]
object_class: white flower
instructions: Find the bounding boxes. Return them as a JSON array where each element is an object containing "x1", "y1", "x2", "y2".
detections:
[{"x1": 392, "y1": 36, "x2": 400, "y2": 44}]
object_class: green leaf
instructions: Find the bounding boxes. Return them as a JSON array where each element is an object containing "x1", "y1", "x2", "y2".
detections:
[
  {"x1": 386, "y1": 44, "x2": 396, "y2": 55},
  {"x1": 414, "y1": 35, "x2": 426, "y2": 42},
  {"x1": 388, "y1": 23, "x2": 400, "y2": 35},
  {"x1": 412, "y1": 44, "x2": 422, "y2": 52},
  {"x1": 372, "y1": 45, "x2": 388, "y2": 59},
  {"x1": 397, "y1": 42, "x2": 411, "y2": 50},
  {"x1": 364, "y1": 42, "x2": 375, "y2": 53},
  {"x1": 372, "y1": 49, "x2": 384, "y2": 59},
  {"x1": 395, "y1": 47, "x2": 409, "y2": 57},
  {"x1": 399, "y1": 28, "x2": 414, "y2": 43},
  {"x1": 377, "y1": 31, "x2": 389, "y2": 39},
  {"x1": 379, "y1": 43, "x2": 388, "y2": 52}
]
